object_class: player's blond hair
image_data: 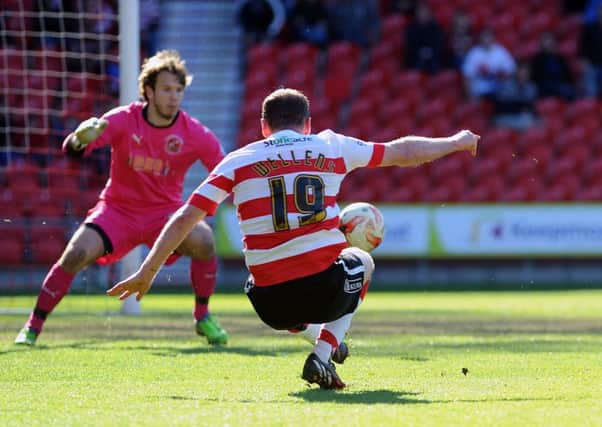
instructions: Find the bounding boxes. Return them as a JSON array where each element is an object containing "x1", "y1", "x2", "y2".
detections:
[
  {"x1": 138, "y1": 50, "x2": 193, "y2": 101},
  {"x1": 262, "y1": 88, "x2": 310, "y2": 131}
]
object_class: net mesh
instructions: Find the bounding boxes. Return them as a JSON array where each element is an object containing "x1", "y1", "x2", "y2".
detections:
[
  {"x1": 0, "y1": 1, "x2": 121, "y2": 293},
  {"x1": 0, "y1": 0, "x2": 120, "y2": 165}
]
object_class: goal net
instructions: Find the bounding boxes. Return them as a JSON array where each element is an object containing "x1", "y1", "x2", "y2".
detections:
[
  {"x1": 1, "y1": 0, "x2": 120, "y2": 166},
  {"x1": 0, "y1": 1, "x2": 140, "y2": 313}
]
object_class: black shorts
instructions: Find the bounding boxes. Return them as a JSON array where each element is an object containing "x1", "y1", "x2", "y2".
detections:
[{"x1": 245, "y1": 250, "x2": 367, "y2": 330}]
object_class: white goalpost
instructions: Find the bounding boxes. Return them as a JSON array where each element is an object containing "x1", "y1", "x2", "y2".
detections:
[{"x1": 117, "y1": 0, "x2": 142, "y2": 315}]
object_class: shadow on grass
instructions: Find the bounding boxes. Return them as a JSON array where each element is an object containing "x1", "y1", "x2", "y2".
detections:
[
  {"x1": 291, "y1": 389, "x2": 429, "y2": 404},
  {"x1": 291, "y1": 390, "x2": 558, "y2": 405},
  {"x1": 0, "y1": 341, "x2": 303, "y2": 359}
]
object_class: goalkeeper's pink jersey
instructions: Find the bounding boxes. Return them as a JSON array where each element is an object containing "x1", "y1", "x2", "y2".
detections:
[
  {"x1": 72, "y1": 102, "x2": 224, "y2": 210},
  {"x1": 188, "y1": 129, "x2": 385, "y2": 286}
]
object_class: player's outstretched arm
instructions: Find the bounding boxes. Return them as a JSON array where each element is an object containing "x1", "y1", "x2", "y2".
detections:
[
  {"x1": 106, "y1": 204, "x2": 208, "y2": 301},
  {"x1": 63, "y1": 117, "x2": 109, "y2": 152},
  {"x1": 379, "y1": 129, "x2": 479, "y2": 167}
]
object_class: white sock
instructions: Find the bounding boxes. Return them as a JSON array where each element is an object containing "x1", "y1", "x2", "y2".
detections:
[
  {"x1": 313, "y1": 339, "x2": 332, "y2": 363},
  {"x1": 300, "y1": 324, "x2": 321, "y2": 344}
]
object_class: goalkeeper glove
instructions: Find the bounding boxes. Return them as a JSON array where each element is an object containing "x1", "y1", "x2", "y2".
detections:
[{"x1": 72, "y1": 117, "x2": 108, "y2": 150}]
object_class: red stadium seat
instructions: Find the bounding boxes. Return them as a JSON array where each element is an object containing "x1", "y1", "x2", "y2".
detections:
[
  {"x1": 575, "y1": 185, "x2": 602, "y2": 201},
  {"x1": 564, "y1": 98, "x2": 600, "y2": 122},
  {"x1": 326, "y1": 41, "x2": 360, "y2": 73},
  {"x1": 554, "y1": 126, "x2": 586, "y2": 151},
  {"x1": 521, "y1": 143, "x2": 552, "y2": 172},
  {"x1": 323, "y1": 67, "x2": 355, "y2": 106},
  {"x1": 369, "y1": 40, "x2": 400, "y2": 74},
  {"x1": 429, "y1": 156, "x2": 465, "y2": 184},
  {"x1": 509, "y1": 158, "x2": 543, "y2": 182},
  {"x1": 357, "y1": 68, "x2": 386, "y2": 95},
  {"x1": 6, "y1": 161, "x2": 42, "y2": 193},
  {"x1": 347, "y1": 97, "x2": 375, "y2": 125},
  {"x1": 506, "y1": 174, "x2": 542, "y2": 201},
  {"x1": 245, "y1": 65, "x2": 278, "y2": 98},
  {"x1": 520, "y1": 126, "x2": 550, "y2": 148},
  {"x1": 380, "y1": 14, "x2": 406, "y2": 44},
  {"x1": 536, "y1": 97, "x2": 566, "y2": 119},
  {"x1": 30, "y1": 238, "x2": 66, "y2": 264},
  {"x1": 0, "y1": 232, "x2": 26, "y2": 264},
  {"x1": 247, "y1": 43, "x2": 281, "y2": 65}
]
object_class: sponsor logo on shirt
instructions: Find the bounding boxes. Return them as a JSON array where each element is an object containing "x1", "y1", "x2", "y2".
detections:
[
  {"x1": 263, "y1": 136, "x2": 311, "y2": 147},
  {"x1": 165, "y1": 134, "x2": 183, "y2": 154}
]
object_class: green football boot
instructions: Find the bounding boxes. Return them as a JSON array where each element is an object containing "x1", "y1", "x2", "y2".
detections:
[
  {"x1": 14, "y1": 327, "x2": 39, "y2": 346},
  {"x1": 195, "y1": 314, "x2": 228, "y2": 345}
]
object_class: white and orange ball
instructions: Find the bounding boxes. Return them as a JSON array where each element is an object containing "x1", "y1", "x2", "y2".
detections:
[{"x1": 339, "y1": 202, "x2": 385, "y2": 252}]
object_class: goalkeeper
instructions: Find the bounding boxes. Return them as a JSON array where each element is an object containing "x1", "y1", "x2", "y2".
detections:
[{"x1": 15, "y1": 50, "x2": 228, "y2": 346}]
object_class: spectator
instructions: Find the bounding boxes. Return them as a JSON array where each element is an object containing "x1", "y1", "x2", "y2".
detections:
[
  {"x1": 288, "y1": 0, "x2": 330, "y2": 47},
  {"x1": 237, "y1": 0, "x2": 286, "y2": 48},
  {"x1": 584, "y1": 0, "x2": 602, "y2": 22},
  {"x1": 388, "y1": 0, "x2": 418, "y2": 17},
  {"x1": 327, "y1": 0, "x2": 381, "y2": 48},
  {"x1": 462, "y1": 28, "x2": 516, "y2": 99},
  {"x1": 403, "y1": 2, "x2": 446, "y2": 73},
  {"x1": 531, "y1": 32, "x2": 575, "y2": 100},
  {"x1": 493, "y1": 63, "x2": 538, "y2": 130},
  {"x1": 579, "y1": 3, "x2": 602, "y2": 97},
  {"x1": 140, "y1": 0, "x2": 160, "y2": 55},
  {"x1": 448, "y1": 9, "x2": 474, "y2": 69}
]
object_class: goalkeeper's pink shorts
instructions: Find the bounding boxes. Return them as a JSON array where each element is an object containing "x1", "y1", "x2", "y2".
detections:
[{"x1": 85, "y1": 199, "x2": 183, "y2": 266}]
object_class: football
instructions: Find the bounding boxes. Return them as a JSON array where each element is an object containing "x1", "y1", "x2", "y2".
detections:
[{"x1": 339, "y1": 202, "x2": 385, "y2": 252}]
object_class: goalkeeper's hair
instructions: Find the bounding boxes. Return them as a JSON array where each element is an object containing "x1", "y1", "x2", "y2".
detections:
[
  {"x1": 262, "y1": 88, "x2": 310, "y2": 131},
  {"x1": 138, "y1": 50, "x2": 193, "y2": 101}
]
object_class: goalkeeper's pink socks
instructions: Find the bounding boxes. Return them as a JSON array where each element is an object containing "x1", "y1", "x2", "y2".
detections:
[
  {"x1": 190, "y1": 256, "x2": 218, "y2": 321},
  {"x1": 26, "y1": 263, "x2": 74, "y2": 332}
]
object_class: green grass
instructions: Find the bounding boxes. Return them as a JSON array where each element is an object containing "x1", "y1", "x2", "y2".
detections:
[{"x1": 2, "y1": 291, "x2": 602, "y2": 427}]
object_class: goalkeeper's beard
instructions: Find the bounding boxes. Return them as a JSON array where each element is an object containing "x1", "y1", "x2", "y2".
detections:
[{"x1": 156, "y1": 104, "x2": 178, "y2": 122}]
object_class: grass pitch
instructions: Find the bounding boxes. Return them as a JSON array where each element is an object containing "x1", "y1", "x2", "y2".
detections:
[{"x1": 1, "y1": 291, "x2": 602, "y2": 427}]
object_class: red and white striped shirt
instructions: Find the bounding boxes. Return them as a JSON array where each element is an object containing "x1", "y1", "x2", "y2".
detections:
[{"x1": 188, "y1": 129, "x2": 385, "y2": 286}]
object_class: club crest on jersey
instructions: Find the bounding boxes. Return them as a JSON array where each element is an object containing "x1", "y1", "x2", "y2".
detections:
[{"x1": 165, "y1": 134, "x2": 183, "y2": 154}]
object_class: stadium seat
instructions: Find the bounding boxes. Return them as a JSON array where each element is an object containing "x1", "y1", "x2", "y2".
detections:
[
  {"x1": 380, "y1": 14, "x2": 406, "y2": 44},
  {"x1": 326, "y1": 41, "x2": 360, "y2": 73},
  {"x1": 0, "y1": 232, "x2": 26, "y2": 264},
  {"x1": 247, "y1": 43, "x2": 281, "y2": 66},
  {"x1": 506, "y1": 175, "x2": 542, "y2": 201},
  {"x1": 245, "y1": 65, "x2": 278, "y2": 99},
  {"x1": 5, "y1": 161, "x2": 41, "y2": 193},
  {"x1": 554, "y1": 126, "x2": 585, "y2": 151},
  {"x1": 424, "y1": 70, "x2": 462, "y2": 96},
  {"x1": 509, "y1": 158, "x2": 542, "y2": 182},
  {"x1": 521, "y1": 143, "x2": 552, "y2": 172},
  {"x1": 519, "y1": 126, "x2": 550, "y2": 148},
  {"x1": 575, "y1": 185, "x2": 602, "y2": 201},
  {"x1": 391, "y1": 70, "x2": 425, "y2": 93},
  {"x1": 453, "y1": 101, "x2": 489, "y2": 125},
  {"x1": 281, "y1": 68, "x2": 316, "y2": 98},
  {"x1": 583, "y1": 158, "x2": 602, "y2": 186},
  {"x1": 380, "y1": 98, "x2": 415, "y2": 126},
  {"x1": 30, "y1": 238, "x2": 66, "y2": 264},
  {"x1": 536, "y1": 97, "x2": 566, "y2": 120},
  {"x1": 563, "y1": 98, "x2": 600, "y2": 123},
  {"x1": 357, "y1": 68, "x2": 386, "y2": 96},
  {"x1": 323, "y1": 66, "x2": 355, "y2": 106},
  {"x1": 369, "y1": 40, "x2": 400, "y2": 75},
  {"x1": 282, "y1": 42, "x2": 319, "y2": 69}
]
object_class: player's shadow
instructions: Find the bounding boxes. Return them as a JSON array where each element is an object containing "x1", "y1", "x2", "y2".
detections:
[{"x1": 291, "y1": 389, "x2": 429, "y2": 404}]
